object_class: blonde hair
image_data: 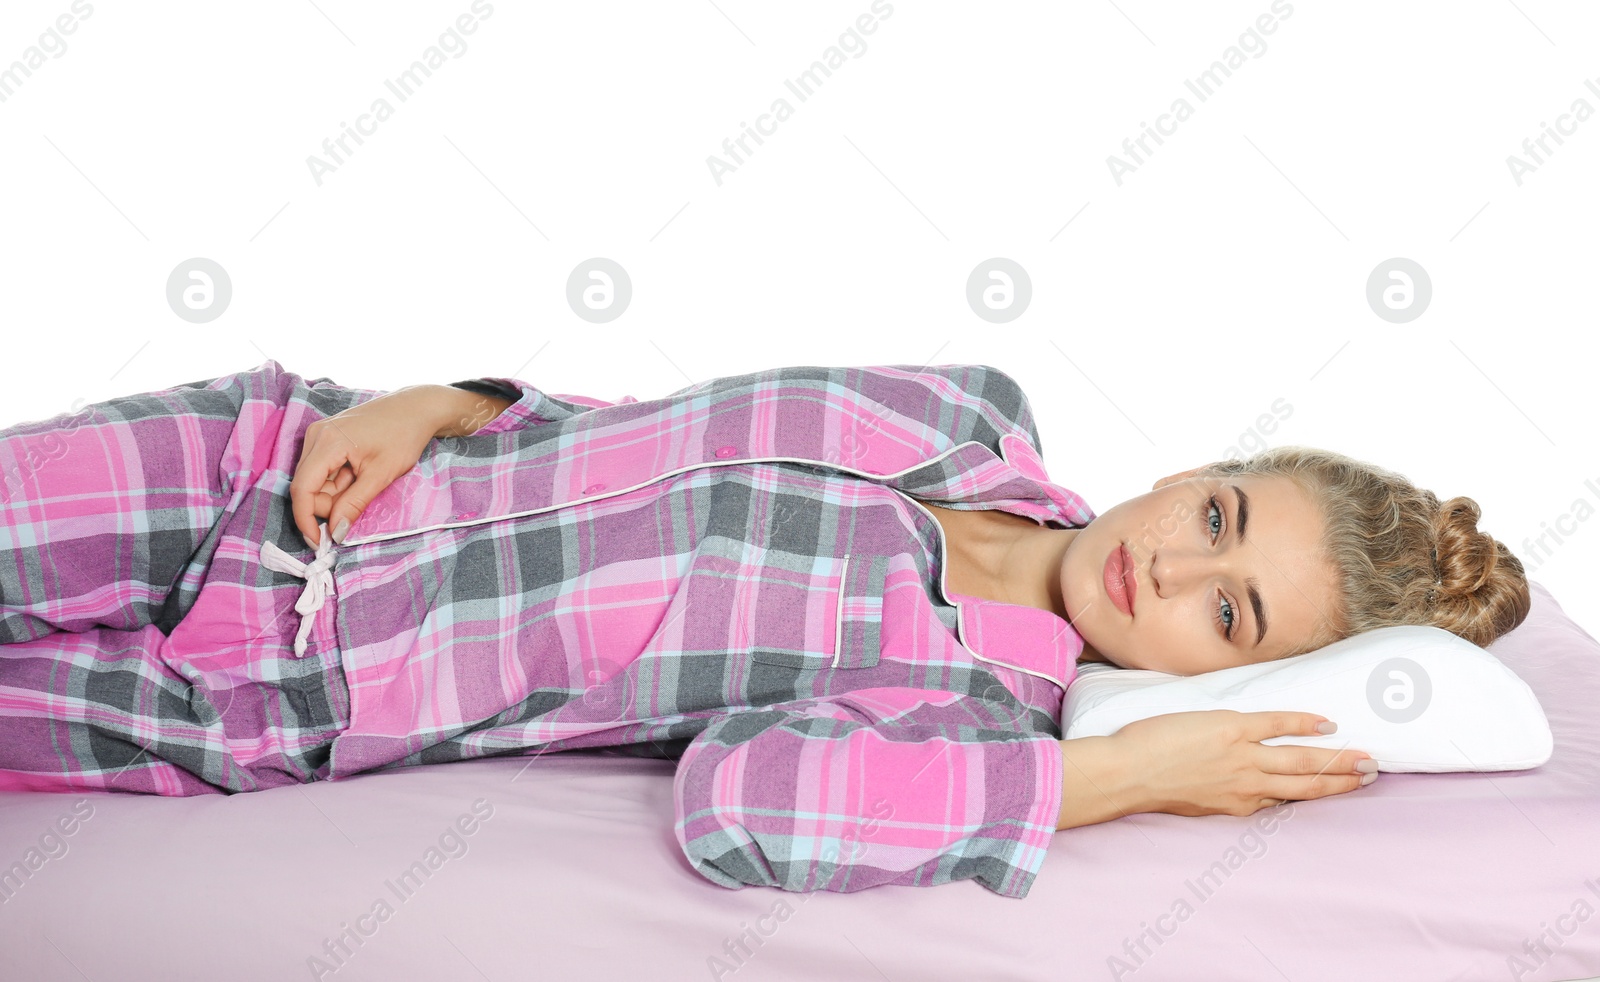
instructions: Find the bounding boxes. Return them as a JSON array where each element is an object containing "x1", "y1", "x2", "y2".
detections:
[{"x1": 1195, "y1": 446, "x2": 1531, "y2": 657}]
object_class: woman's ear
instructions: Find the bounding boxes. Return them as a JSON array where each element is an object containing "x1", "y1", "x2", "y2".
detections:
[{"x1": 1151, "y1": 465, "x2": 1211, "y2": 491}]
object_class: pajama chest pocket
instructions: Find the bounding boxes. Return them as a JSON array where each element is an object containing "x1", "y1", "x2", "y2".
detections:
[{"x1": 745, "y1": 554, "x2": 888, "y2": 671}]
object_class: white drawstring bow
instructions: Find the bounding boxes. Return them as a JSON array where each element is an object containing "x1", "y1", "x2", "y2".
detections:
[{"x1": 259, "y1": 523, "x2": 339, "y2": 658}]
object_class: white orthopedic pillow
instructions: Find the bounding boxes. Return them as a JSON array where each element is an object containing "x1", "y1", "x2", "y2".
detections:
[{"x1": 1062, "y1": 625, "x2": 1552, "y2": 773}]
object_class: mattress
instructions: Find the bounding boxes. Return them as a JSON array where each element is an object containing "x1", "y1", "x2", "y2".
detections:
[{"x1": 1, "y1": 579, "x2": 1596, "y2": 982}]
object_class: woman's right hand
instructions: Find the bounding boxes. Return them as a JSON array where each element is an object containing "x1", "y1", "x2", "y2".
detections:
[
  {"x1": 290, "y1": 386, "x2": 444, "y2": 550},
  {"x1": 1112, "y1": 710, "x2": 1376, "y2": 817}
]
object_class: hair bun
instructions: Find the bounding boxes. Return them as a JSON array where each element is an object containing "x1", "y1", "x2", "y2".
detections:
[
  {"x1": 1433, "y1": 496, "x2": 1493, "y2": 599},
  {"x1": 1427, "y1": 495, "x2": 1531, "y2": 644}
]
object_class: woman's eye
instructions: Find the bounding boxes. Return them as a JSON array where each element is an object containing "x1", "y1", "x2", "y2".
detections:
[
  {"x1": 1216, "y1": 593, "x2": 1235, "y2": 640},
  {"x1": 1207, "y1": 497, "x2": 1234, "y2": 639}
]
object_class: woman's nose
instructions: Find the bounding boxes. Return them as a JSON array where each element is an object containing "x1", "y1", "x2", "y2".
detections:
[{"x1": 1149, "y1": 548, "x2": 1233, "y2": 597}]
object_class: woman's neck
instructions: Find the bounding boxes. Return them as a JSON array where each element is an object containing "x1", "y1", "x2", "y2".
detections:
[{"x1": 925, "y1": 504, "x2": 1077, "y2": 621}]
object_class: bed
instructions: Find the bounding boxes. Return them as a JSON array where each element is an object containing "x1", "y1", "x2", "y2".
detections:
[{"x1": 1, "y1": 578, "x2": 1596, "y2": 982}]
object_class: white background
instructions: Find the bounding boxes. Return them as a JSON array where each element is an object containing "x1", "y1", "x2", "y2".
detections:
[{"x1": 1, "y1": 0, "x2": 1594, "y2": 640}]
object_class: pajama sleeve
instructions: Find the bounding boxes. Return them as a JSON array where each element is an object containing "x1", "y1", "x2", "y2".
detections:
[
  {"x1": 673, "y1": 689, "x2": 1064, "y2": 899},
  {"x1": 448, "y1": 362, "x2": 1038, "y2": 449},
  {"x1": 445, "y1": 378, "x2": 638, "y2": 436}
]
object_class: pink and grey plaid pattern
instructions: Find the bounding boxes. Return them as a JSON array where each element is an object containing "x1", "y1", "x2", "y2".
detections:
[
  {"x1": 0, "y1": 362, "x2": 370, "y2": 794},
  {"x1": 1, "y1": 359, "x2": 1097, "y2": 898}
]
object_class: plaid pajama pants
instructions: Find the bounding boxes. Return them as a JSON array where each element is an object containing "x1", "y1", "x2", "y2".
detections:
[{"x1": 0, "y1": 360, "x2": 362, "y2": 796}]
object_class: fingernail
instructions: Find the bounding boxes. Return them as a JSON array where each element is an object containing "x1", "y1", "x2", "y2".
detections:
[
  {"x1": 1360, "y1": 772, "x2": 1377, "y2": 786},
  {"x1": 1316, "y1": 721, "x2": 1338, "y2": 734},
  {"x1": 332, "y1": 517, "x2": 350, "y2": 545},
  {"x1": 1356, "y1": 759, "x2": 1378, "y2": 774},
  {"x1": 303, "y1": 531, "x2": 318, "y2": 551}
]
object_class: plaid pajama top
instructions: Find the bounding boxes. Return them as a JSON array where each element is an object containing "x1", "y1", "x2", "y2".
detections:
[{"x1": 316, "y1": 361, "x2": 1097, "y2": 900}]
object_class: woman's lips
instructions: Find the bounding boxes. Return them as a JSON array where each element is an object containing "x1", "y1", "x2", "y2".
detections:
[{"x1": 1103, "y1": 542, "x2": 1135, "y2": 616}]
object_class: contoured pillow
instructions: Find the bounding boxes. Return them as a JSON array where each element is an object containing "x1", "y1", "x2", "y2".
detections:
[{"x1": 1062, "y1": 624, "x2": 1552, "y2": 772}]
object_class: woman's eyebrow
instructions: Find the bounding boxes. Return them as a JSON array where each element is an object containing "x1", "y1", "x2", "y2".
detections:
[{"x1": 1229, "y1": 484, "x2": 1268, "y2": 647}]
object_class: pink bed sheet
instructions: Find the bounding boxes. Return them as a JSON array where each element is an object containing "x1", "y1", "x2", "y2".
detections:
[{"x1": 1, "y1": 579, "x2": 1597, "y2": 982}]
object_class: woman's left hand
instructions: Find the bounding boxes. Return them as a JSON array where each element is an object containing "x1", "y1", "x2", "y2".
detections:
[
  {"x1": 309, "y1": 464, "x2": 357, "y2": 522},
  {"x1": 289, "y1": 386, "x2": 446, "y2": 550}
]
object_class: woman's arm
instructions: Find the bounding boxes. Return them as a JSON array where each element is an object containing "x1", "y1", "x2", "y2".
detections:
[
  {"x1": 428, "y1": 377, "x2": 635, "y2": 437},
  {"x1": 675, "y1": 700, "x2": 1067, "y2": 898},
  {"x1": 1056, "y1": 736, "x2": 1153, "y2": 830},
  {"x1": 424, "y1": 384, "x2": 515, "y2": 438}
]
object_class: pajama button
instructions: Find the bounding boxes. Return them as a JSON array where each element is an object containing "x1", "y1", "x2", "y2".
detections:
[
  {"x1": 715, "y1": 445, "x2": 737, "y2": 458},
  {"x1": 584, "y1": 483, "x2": 606, "y2": 494}
]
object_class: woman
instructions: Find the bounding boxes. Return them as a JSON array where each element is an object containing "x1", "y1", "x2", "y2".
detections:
[{"x1": 0, "y1": 359, "x2": 1530, "y2": 898}]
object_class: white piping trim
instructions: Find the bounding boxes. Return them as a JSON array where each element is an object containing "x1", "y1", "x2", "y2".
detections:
[
  {"x1": 951, "y1": 597, "x2": 1071, "y2": 689},
  {"x1": 341, "y1": 442, "x2": 1000, "y2": 547},
  {"x1": 831, "y1": 553, "x2": 850, "y2": 669}
]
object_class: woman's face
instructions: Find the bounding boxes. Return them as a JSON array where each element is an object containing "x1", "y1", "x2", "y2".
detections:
[{"x1": 1059, "y1": 468, "x2": 1341, "y2": 676}]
